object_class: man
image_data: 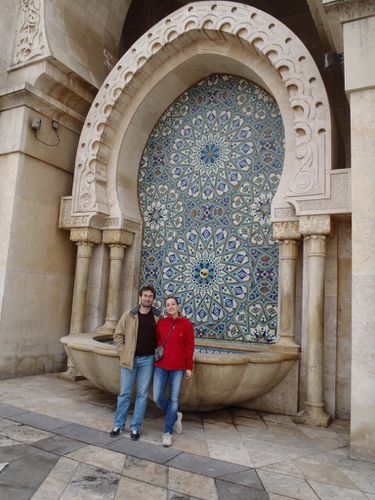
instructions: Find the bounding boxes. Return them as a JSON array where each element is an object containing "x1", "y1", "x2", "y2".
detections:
[{"x1": 110, "y1": 285, "x2": 160, "y2": 440}]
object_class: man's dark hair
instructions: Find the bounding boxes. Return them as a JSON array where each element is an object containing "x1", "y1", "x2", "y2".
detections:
[{"x1": 139, "y1": 285, "x2": 155, "y2": 298}]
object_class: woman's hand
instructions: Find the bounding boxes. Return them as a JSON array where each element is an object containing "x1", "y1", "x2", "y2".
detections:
[{"x1": 185, "y1": 370, "x2": 192, "y2": 378}]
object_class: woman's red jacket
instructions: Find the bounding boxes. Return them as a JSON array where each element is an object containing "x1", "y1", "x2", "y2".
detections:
[{"x1": 155, "y1": 315, "x2": 195, "y2": 371}]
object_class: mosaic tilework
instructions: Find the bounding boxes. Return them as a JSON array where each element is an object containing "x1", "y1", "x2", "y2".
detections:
[{"x1": 139, "y1": 74, "x2": 284, "y2": 343}]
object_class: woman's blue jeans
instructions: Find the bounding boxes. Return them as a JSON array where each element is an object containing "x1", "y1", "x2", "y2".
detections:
[
  {"x1": 113, "y1": 355, "x2": 154, "y2": 432},
  {"x1": 153, "y1": 367, "x2": 184, "y2": 434}
]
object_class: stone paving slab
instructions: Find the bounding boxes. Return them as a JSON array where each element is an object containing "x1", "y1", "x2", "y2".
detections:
[
  {"x1": 0, "y1": 448, "x2": 59, "y2": 499},
  {"x1": 107, "y1": 435, "x2": 181, "y2": 464},
  {"x1": 167, "y1": 451, "x2": 248, "y2": 478},
  {"x1": 0, "y1": 402, "x2": 27, "y2": 418},
  {"x1": 216, "y1": 479, "x2": 269, "y2": 499},
  {"x1": 0, "y1": 443, "x2": 40, "y2": 463},
  {"x1": 10, "y1": 411, "x2": 69, "y2": 431},
  {"x1": 218, "y1": 468, "x2": 264, "y2": 489},
  {"x1": 53, "y1": 422, "x2": 117, "y2": 446},
  {"x1": 34, "y1": 434, "x2": 87, "y2": 455}
]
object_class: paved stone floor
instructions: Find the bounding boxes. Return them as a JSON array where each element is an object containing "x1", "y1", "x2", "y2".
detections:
[{"x1": 0, "y1": 375, "x2": 374, "y2": 499}]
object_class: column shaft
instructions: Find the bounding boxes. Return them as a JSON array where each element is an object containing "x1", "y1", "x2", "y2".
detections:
[
  {"x1": 70, "y1": 242, "x2": 94, "y2": 335},
  {"x1": 295, "y1": 233, "x2": 332, "y2": 427},
  {"x1": 278, "y1": 239, "x2": 299, "y2": 346},
  {"x1": 97, "y1": 244, "x2": 125, "y2": 333}
]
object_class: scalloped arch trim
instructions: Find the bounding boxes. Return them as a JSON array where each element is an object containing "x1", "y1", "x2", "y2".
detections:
[{"x1": 72, "y1": 0, "x2": 331, "y2": 217}]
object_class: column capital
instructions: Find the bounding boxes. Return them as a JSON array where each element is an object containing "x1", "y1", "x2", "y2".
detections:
[
  {"x1": 70, "y1": 227, "x2": 102, "y2": 245},
  {"x1": 102, "y1": 229, "x2": 134, "y2": 247},
  {"x1": 273, "y1": 221, "x2": 301, "y2": 240},
  {"x1": 299, "y1": 215, "x2": 331, "y2": 236}
]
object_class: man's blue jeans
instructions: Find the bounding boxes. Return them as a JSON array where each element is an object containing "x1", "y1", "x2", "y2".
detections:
[
  {"x1": 113, "y1": 355, "x2": 154, "y2": 432},
  {"x1": 153, "y1": 367, "x2": 184, "y2": 434}
]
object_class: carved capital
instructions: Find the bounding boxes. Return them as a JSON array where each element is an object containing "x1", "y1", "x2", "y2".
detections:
[
  {"x1": 70, "y1": 228, "x2": 102, "y2": 245},
  {"x1": 299, "y1": 215, "x2": 331, "y2": 236},
  {"x1": 102, "y1": 229, "x2": 134, "y2": 247},
  {"x1": 279, "y1": 240, "x2": 299, "y2": 259},
  {"x1": 273, "y1": 221, "x2": 301, "y2": 240}
]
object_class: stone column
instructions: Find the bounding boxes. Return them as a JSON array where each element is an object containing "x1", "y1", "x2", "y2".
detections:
[
  {"x1": 273, "y1": 222, "x2": 301, "y2": 347},
  {"x1": 96, "y1": 229, "x2": 134, "y2": 333},
  {"x1": 295, "y1": 215, "x2": 332, "y2": 427},
  {"x1": 69, "y1": 228, "x2": 102, "y2": 335}
]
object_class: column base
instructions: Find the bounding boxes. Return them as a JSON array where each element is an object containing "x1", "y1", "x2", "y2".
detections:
[
  {"x1": 277, "y1": 335, "x2": 300, "y2": 348},
  {"x1": 95, "y1": 319, "x2": 117, "y2": 335},
  {"x1": 58, "y1": 366, "x2": 86, "y2": 382},
  {"x1": 294, "y1": 406, "x2": 332, "y2": 427}
]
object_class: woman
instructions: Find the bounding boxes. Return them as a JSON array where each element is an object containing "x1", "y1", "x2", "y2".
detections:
[{"x1": 153, "y1": 296, "x2": 194, "y2": 447}]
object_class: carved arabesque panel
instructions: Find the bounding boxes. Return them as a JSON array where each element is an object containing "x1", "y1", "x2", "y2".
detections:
[{"x1": 11, "y1": 0, "x2": 50, "y2": 68}]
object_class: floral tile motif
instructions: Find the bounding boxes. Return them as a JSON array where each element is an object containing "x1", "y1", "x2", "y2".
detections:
[{"x1": 139, "y1": 74, "x2": 284, "y2": 343}]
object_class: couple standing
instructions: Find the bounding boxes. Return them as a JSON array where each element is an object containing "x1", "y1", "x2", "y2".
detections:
[{"x1": 110, "y1": 285, "x2": 194, "y2": 447}]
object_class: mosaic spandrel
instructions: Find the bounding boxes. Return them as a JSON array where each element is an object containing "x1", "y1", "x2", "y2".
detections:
[{"x1": 139, "y1": 74, "x2": 284, "y2": 343}]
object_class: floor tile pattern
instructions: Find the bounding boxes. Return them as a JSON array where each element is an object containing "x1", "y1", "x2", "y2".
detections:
[{"x1": 0, "y1": 374, "x2": 373, "y2": 500}]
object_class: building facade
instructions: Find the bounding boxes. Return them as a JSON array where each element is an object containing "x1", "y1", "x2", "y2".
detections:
[{"x1": 0, "y1": 0, "x2": 374, "y2": 461}]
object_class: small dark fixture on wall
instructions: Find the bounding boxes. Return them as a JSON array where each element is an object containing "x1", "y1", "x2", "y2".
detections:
[
  {"x1": 30, "y1": 117, "x2": 60, "y2": 146},
  {"x1": 324, "y1": 52, "x2": 344, "y2": 71}
]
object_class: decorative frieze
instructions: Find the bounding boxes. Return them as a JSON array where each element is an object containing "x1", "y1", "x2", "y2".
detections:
[
  {"x1": 70, "y1": 227, "x2": 102, "y2": 245},
  {"x1": 102, "y1": 229, "x2": 134, "y2": 247},
  {"x1": 273, "y1": 221, "x2": 301, "y2": 241},
  {"x1": 299, "y1": 215, "x2": 331, "y2": 236}
]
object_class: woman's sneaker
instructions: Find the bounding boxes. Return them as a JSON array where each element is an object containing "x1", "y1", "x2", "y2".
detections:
[
  {"x1": 173, "y1": 412, "x2": 183, "y2": 434},
  {"x1": 162, "y1": 432, "x2": 172, "y2": 447},
  {"x1": 110, "y1": 427, "x2": 123, "y2": 438}
]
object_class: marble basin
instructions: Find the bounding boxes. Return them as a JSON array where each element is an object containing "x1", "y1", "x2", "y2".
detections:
[{"x1": 61, "y1": 333, "x2": 299, "y2": 410}]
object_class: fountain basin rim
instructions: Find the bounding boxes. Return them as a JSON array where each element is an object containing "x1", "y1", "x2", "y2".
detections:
[{"x1": 61, "y1": 334, "x2": 299, "y2": 365}]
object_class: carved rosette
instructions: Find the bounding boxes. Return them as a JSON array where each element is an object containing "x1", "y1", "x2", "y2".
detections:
[
  {"x1": 11, "y1": 0, "x2": 51, "y2": 68},
  {"x1": 71, "y1": 0, "x2": 331, "y2": 218}
]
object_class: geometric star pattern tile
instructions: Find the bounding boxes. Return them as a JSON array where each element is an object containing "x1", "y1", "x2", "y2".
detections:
[{"x1": 139, "y1": 74, "x2": 284, "y2": 343}]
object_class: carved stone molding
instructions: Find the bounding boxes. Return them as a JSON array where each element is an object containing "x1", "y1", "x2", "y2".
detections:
[
  {"x1": 59, "y1": 196, "x2": 140, "y2": 233},
  {"x1": 292, "y1": 169, "x2": 351, "y2": 215},
  {"x1": 323, "y1": 0, "x2": 375, "y2": 22},
  {"x1": 71, "y1": 0, "x2": 331, "y2": 218},
  {"x1": 299, "y1": 215, "x2": 331, "y2": 235},
  {"x1": 11, "y1": 0, "x2": 51, "y2": 68},
  {"x1": 273, "y1": 221, "x2": 301, "y2": 240},
  {"x1": 102, "y1": 229, "x2": 134, "y2": 247}
]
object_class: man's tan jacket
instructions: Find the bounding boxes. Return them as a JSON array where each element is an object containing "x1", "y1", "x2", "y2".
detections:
[{"x1": 113, "y1": 306, "x2": 160, "y2": 369}]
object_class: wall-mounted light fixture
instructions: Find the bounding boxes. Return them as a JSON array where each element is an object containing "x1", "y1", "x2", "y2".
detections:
[{"x1": 31, "y1": 117, "x2": 60, "y2": 146}]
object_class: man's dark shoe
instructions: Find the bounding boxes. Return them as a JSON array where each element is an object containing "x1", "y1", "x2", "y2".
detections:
[
  {"x1": 130, "y1": 430, "x2": 140, "y2": 441},
  {"x1": 110, "y1": 428, "x2": 123, "y2": 438}
]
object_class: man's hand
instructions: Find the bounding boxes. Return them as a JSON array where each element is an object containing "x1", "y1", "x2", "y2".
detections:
[{"x1": 185, "y1": 370, "x2": 192, "y2": 378}]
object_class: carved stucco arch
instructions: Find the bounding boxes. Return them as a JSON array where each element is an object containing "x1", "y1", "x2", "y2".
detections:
[{"x1": 69, "y1": 0, "x2": 332, "y2": 226}]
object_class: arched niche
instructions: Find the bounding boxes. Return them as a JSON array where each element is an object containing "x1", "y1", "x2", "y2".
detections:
[{"x1": 70, "y1": 1, "x2": 332, "y2": 223}]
